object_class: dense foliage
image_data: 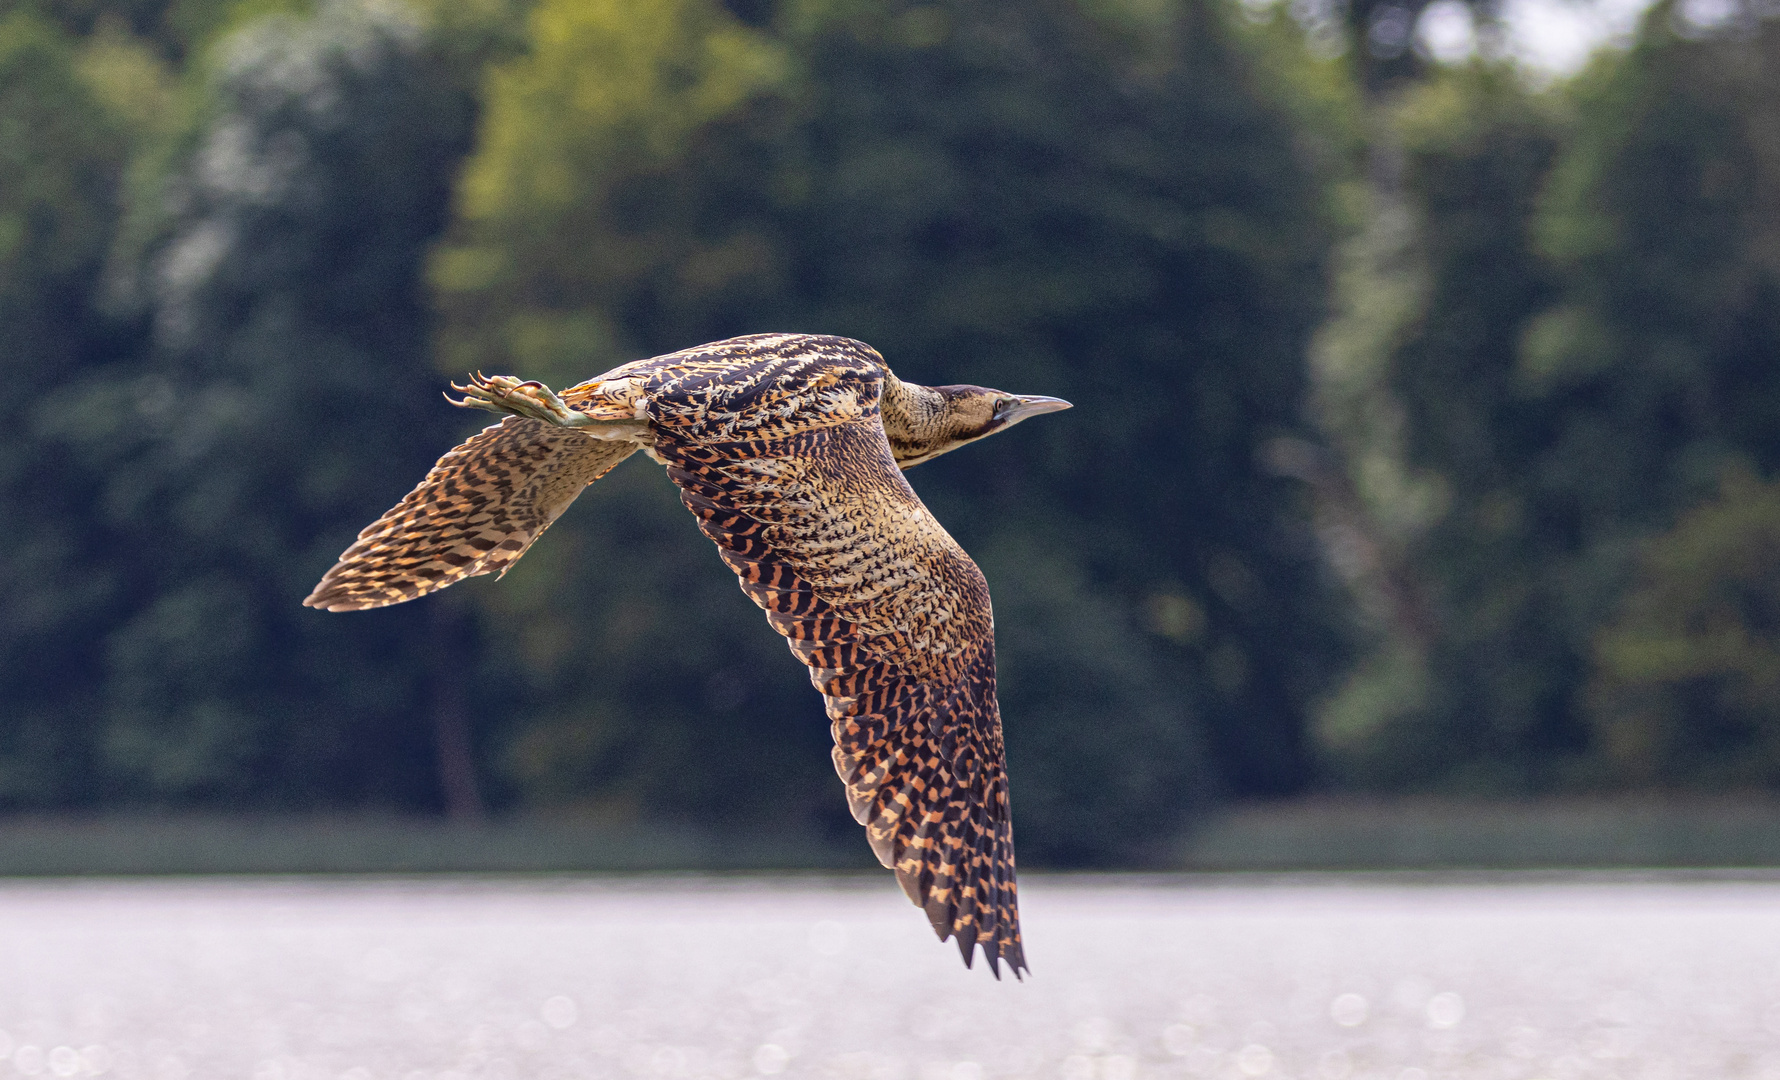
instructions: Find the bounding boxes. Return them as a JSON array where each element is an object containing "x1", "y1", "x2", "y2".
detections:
[
  {"x1": 2, "y1": 0, "x2": 1779, "y2": 861},
  {"x1": 1321, "y1": 0, "x2": 1780, "y2": 793},
  {"x1": 7, "y1": 0, "x2": 488, "y2": 809},
  {"x1": 0, "y1": 9, "x2": 137, "y2": 803}
]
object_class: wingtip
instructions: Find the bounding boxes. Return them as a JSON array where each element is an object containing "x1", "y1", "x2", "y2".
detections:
[
  {"x1": 950, "y1": 932, "x2": 1032, "y2": 981},
  {"x1": 953, "y1": 923, "x2": 979, "y2": 969}
]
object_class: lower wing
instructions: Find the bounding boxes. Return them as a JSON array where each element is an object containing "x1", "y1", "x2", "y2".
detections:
[
  {"x1": 305, "y1": 416, "x2": 637, "y2": 611},
  {"x1": 660, "y1": 418, "x2": 1027, "y2": 978}
]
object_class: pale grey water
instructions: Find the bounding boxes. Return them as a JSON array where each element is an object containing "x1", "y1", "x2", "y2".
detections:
[{"x1": 0, "y1": 875, "x2": 1778, "y2": 1080}]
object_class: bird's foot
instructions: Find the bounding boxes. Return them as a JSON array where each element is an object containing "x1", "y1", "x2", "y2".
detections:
[{"x1": 447, "y1": 373, "x2": 601, "y2": 428}]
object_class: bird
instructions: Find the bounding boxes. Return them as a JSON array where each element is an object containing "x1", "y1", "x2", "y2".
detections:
[{"x1": 304, "y1": 333, "x2": 1070, "y2": 978}]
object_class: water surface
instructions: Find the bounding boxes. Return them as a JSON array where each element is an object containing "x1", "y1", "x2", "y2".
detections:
[{"x1": 0, "y1": 874, "x2": 1776, "y2": 1079}]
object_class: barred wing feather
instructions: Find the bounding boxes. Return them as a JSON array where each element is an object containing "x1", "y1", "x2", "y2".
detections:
[
  {"x1": 658, "y1": 416, "x2": 1027, "y2": 978},
  {"x1": 305, "y1": 416, "x2": 637, "y2": 612}
]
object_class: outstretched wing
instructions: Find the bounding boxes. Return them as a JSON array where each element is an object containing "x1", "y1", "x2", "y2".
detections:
[
  {"x1": 305, "y1": 416, "x2": 637, "y2": 612},
  {"x1": 651, "y1": 363, "x2": 1026, "y2": 978}
]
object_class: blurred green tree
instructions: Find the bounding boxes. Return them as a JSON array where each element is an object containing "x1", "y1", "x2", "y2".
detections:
[
  {"x1": 1314, "y1": 66, "x2": 1574, "y2": 790},
  {"x1": 42, "y1": 0, "x2": 499, "y2": 810},
  {"x1": 1531, "y1": 0, "x2": 1780, "y2": 494},
  {"x1": 1320, "y1": 1, "x2": 1780, "y2": 793},
  {"x1": 0, "y1": 0, "x2": 294, "y2": 62},
  {"x1": 0, "y1": 10, "x2": 139, "y2": 804},
  {"x1": 1549, "y1": 0, "x2": 1780, "y2": 787},
  {"x1": 435, "y1": 0, "x2": 1353, "y2": 861},
  {"x1": 1587, "y1": 473, "x2": 1780, "y2": 786}
]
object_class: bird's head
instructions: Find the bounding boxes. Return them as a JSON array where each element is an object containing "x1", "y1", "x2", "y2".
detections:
[{"x1": 884, "y1": 380, "x2": 1072, "y2": 468}]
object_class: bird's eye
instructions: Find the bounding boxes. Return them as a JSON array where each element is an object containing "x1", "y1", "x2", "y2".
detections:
[{"x1": 993, "y1": 397, "x2": 1015, "y2": 420}]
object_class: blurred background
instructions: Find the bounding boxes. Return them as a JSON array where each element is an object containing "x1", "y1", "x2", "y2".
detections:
[{"x1": 2, "y1": 0, "x2": 1779, "y2": 874}]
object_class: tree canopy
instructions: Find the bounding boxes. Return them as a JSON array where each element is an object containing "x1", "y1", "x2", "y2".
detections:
[
  {"x1": 3, "y1": 0, "x2": 1780, "y2": 862},
  {"x1": 1318, "y1": 0, "x2": 1780, "y2": 794}
]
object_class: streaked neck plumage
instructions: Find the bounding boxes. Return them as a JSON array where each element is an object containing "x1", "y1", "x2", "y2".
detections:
[{"x1": 881, "y1": 373, "x2": 1071, "y2": 469}]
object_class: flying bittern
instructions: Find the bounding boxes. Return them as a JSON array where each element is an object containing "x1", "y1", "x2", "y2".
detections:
[{"x1": 305, "y1": 334, "x2": 1071, "y2": 978}]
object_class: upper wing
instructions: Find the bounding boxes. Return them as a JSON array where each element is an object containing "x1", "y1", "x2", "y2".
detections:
[
  {"x1": 305, "y1": 416, "x2": 637, "y2": 611},
  {"x1": 658, "y1": 411, "x2": 1027, "y2": 978}
]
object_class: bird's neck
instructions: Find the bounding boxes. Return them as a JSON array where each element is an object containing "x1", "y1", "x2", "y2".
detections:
[{"x1": 881, "y1": 375, "x2": 956, "y2": 468}]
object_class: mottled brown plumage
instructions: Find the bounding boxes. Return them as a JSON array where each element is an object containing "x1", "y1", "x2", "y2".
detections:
[
  {"x1": 306, "y1": 418, "x2": 638, "y2": 611},
  {"x1": 304, "y1": 333, "x2": 1070, "y2": 978}
]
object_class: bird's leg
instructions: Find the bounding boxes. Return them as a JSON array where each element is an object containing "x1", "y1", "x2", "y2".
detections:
[{"x1": 447, "y1": 373, "x2": 620, "y2": 430}]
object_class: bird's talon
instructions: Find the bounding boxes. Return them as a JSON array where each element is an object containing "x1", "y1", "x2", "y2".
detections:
[{"x1": 443, "y1": 372, "x2": 597, "y2": 428}]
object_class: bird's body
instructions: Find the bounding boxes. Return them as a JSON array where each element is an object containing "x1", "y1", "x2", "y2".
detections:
[{"x1": 306, "y1": 334, "x2": 1069, "y2": 978}]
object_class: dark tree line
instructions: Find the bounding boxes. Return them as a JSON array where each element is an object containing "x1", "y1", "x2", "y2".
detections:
[
  {"x1": 1319, "y1": 0, "x2": 1780, "y2": 794},
  {"x1": 2, "y1": 0, "x2": 1779, "y2": 863}
]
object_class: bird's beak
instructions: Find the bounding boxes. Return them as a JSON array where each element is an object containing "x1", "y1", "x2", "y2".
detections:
[{"x1": 1001, "y1": 395, "x2": 1072, "y2": 427}]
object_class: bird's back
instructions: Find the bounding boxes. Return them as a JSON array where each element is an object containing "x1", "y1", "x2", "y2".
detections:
[{"x1": 566, "y1": 332, "x2": 889, "y2": 441}]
